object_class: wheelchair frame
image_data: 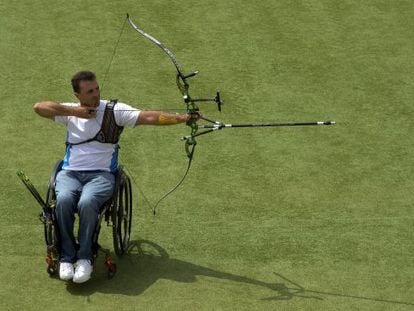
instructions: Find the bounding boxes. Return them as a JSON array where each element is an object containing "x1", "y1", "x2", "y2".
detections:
[{"x1": 17, "y1": 160, "x2": 133, "y2": 278}]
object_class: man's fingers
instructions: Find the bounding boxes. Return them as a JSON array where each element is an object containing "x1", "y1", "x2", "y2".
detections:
[
  {"x1": 73, "y1": 106, "x2": 97, "y2": 118},
  {"x1": 188, "y1": 112, "x2": 201, "y2": 121},
  {"x1": 87, "y1": 109, "x2": 97, "y2": 117}
]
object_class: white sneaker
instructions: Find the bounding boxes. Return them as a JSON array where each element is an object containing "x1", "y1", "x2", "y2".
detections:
[
  {"x1": 73, "y1": 259, "x2": 93, "y2": 283},
  {"x1": 59, "y1": 262, "x2": 74, "y2": 281}
]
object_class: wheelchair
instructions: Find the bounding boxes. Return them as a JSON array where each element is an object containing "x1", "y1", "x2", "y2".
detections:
[{"x1": 17, "y1": 160, "x2": 133, "y2": 278}]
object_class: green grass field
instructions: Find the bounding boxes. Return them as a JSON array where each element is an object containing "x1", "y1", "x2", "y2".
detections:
[{"x1": 1, "y1": 1, "x2": 413, "y2": 310}]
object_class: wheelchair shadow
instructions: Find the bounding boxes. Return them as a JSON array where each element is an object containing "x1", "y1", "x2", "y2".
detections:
[
  {"x1": 66, "y1": 240, "x2": 414, "y2": 307},
  {"x1": 66, "y1": 239, "x2": 292, "y2": 298}
]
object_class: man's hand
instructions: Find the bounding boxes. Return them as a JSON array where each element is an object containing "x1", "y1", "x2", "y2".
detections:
[
  {"x1": 186, "y1": 111, "x2": 201, "y2": 123},
  {"x1": 72, "y1": 106, "x2": 97, "y2": 119},
  {"x1": 33, "y1": 101, "x2": 97, "y2": 119}
]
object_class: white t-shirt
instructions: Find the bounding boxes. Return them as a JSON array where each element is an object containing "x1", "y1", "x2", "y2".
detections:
[{"x1": 55, "y1": 100, "x2": 140, "y2": 172}]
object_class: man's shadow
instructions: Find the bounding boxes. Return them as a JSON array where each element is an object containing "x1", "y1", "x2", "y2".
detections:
[
  {"x1": 66, "y1": 239, "x2": 311, "y2": 299},
  {"x1": 66, "y1": 240, "x2": 414, "y2": 307}
]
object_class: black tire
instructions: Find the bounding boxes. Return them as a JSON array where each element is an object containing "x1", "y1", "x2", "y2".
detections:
[{"x1": 113, "y1": 174, "x2": 133, "y2": 256}]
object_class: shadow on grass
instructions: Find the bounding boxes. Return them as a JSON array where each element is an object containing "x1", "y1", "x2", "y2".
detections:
[
  {"x1": 66, "y1": 239, "x2": 280, "y2": 297},
  {"x1": 66, "y1": 240, "x2": 414, "y2": 307},
  {"x1": 262, "y1": 273, "x2": 414, "y2": 307}
]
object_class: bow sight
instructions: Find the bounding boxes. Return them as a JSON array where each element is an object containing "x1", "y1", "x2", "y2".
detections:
[{"x1": 175, "y1": 68, "x2": 223, "y2": 112}]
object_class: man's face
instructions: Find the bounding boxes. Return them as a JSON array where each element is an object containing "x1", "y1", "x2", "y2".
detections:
[{"x1": 75, "y1": 79, "x2": 100, "y2": 107}]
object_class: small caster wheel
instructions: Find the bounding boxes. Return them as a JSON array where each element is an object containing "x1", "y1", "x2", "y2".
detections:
[
  {"x1": 46, "y1": 256, "x2": 57, "y2": 275},
  {"x1": 107, "y1": 263, "x2": 117, "y2": 279},
  {"x1": 47, "y1": 266, "x2": 57, "y2": 275}
]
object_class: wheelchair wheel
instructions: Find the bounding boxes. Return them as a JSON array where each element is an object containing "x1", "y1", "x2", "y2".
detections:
[
  {"x1": 113, "y1": 173, "x2": 133, "y2": 256},
  {"x1": 44, "y1": 174, "x2": 58, "y2": 249}
]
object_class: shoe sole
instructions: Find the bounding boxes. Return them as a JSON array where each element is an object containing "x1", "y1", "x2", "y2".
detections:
[
  {"x1": 60, "y1": 275, "x2": 74, "y2": 281},
  {"x1": 72, "y1": 275, "x2": 91, "y2": 283}
]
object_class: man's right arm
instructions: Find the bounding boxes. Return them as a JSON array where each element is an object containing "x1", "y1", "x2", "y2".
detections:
[{"x1": 33, "y1": 101, "x2": 96, "y2": 119}]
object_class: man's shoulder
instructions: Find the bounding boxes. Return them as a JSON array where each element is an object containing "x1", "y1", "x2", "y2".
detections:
[
  {"x1": 109, "y1": 101, "x2": 140, "y2": 128},
  {"x1": 112, "y1": 101, "x2": 140, "y2": 112}
]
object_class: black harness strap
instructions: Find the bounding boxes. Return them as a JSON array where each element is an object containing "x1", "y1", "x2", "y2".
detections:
[{"x1": 66, "y1": 99, "x2": 124, "y2": 146}]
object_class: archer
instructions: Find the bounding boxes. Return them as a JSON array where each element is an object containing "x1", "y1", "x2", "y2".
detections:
[{"x1": 33, "y1": 70, "x2": 199, "y2": 283}]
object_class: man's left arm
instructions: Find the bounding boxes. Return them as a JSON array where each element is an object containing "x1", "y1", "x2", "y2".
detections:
[{"x1": 136, "y1": 111, "x2": 199, "y2": 126}]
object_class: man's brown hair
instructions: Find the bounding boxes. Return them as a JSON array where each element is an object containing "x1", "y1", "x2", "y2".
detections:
[{"x1": 71, "y1": 70, "x2": 96, "y2": 93}]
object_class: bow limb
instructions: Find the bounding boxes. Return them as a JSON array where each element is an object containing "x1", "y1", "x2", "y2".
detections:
[{"x1": 126, "y1": 14, "x2": 190, "y2": 90}]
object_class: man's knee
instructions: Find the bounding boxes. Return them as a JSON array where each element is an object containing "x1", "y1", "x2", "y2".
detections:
[
  {"x1": 56, "y1": 191, "x2": 78, "y2": 209},
  {"x1": 77, "y1": 194, "x2": 102, "y2": 217}
]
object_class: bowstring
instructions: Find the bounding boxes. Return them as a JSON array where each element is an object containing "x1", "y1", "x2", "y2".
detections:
[
  {"x1": 98, "y1": 15, "x2": 157, "y2": 215},
  {"x1": 88, "y1": 16, "x2": 128, "y2": 136},
  {"x1": 100, "y1": 15, "x2": 128, "y2": 94},
  {"x1": 118, "y1": 153, "x2": 156, "y2": 215},
  {"x1": 119, "y1": 149, "x2": 194, "y2": 216}
]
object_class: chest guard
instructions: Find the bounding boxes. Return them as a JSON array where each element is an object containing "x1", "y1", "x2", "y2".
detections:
[{"x1": 67, "y1": 99, "x2": 124, "y2": 146}]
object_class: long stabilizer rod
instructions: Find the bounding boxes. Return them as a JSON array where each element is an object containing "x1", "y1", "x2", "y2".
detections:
[
  {"x1": 201, "y1": 120, "x2": 335, "y2": 128},
  {"x1": 182, "y1": 120, "x2": 335, "y2": 140}
]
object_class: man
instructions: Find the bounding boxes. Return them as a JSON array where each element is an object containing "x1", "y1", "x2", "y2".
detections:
[{"x1": 34, "y1": 70, "x2": 198, "y2": 283}]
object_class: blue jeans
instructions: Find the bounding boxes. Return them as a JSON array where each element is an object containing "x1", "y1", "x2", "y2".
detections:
[{"x1": 55, "y1": 170, "x2": 115, "y2": 263}]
